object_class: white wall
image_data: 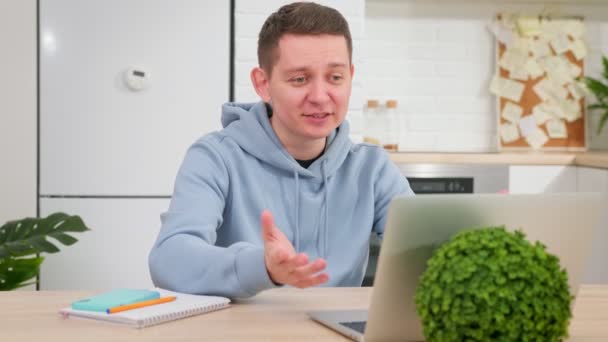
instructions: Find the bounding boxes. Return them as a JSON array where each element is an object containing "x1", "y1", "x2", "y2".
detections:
[
  {"x1": 233, "y1": 0, "x2": 366, "y2": 138},
  {"x1": 360, "y1": 0, "x2": 608, "y2": 152},
  {"x1": 0, "y1": 0, "x2": 37, "y2": 222}
]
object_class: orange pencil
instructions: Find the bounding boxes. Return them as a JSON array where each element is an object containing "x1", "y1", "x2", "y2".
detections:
[{"x1": 106, "y1": 296, "x2": 177, "y2": 314}]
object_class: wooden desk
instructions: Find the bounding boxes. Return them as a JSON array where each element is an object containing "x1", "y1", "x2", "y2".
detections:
[{"x1": 2, "y1": 286, "x2": 608, "y2": 341}]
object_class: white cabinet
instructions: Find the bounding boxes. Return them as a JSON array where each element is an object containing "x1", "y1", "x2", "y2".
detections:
[
  {"x1": 40, "y1": 0, "x2": 230, "y2": 196},
  {"x1": 577, "y1": 167, "x2": 608, "y2": 284},
  {"x1": 39, "y1": 198, "x2": 169, "y2": 290},
  {"x1": 508, "y1": 165, "x2": 577, "y2": 194},
  {"x1": 0, "y1": 0, "x2": 37, "y2": 222}
]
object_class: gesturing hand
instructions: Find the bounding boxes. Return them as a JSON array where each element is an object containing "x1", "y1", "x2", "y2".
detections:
[{"x1": 261, "y1": 210, "x2": 329, "y2": 288}]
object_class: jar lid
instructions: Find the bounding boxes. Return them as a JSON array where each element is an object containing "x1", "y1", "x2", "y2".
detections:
[
  {"x1": 386, "y1": 100, "x2": 398, "y2": 108},
  {"x1": 367, "y1": 100, "x2": 379, "y2": 108}
]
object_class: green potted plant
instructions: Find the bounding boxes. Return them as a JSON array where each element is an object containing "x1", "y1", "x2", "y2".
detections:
[
  {"x1": 0, "y1": 212, "x2": 90, "y2": 290},
  {"x1": 415, "y1": 227, "x2": 572, "y2": 341},
  {"x1": 585, "y1": 56, "x2": 608, "y2": 135}
]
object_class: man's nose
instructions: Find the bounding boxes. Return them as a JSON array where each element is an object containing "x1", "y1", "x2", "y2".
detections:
[{"x1": 307, "y1": 79, "x2": 331, "y2": 104}]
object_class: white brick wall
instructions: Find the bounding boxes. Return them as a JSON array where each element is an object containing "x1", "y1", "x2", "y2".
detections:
[
  {"x1": 234, "y1": 0, "x2": 366, "y2": 110},
  {"x1": 234, "y1": 1, "x2": 608, "y2": 151},
  {"x1": 361, "y1": 0, "x2": 608, "y2": 152}
]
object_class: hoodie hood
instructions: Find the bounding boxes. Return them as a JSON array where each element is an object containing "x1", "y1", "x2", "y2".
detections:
[
  {"x1": 220, "y1": 102, "x2": 352, "y2": 179},
  {"x1": 220, "y1": 101, "x2": 353, "y2": 255}
]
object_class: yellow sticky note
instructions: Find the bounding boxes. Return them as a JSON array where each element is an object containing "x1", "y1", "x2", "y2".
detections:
[
  {"x1": 517, "y1": 16, "x2": 542, "y2": 37},
  {"x1": 525, "y1": 128, "x2": 549, "y2": 149},
  {"x1": 570, "y1": 39, "x2": 587, "y2": 61},
  {"x1": 502, "y1": 102, "x2": 524, "y2": 123},
  {"x1": 525, "y1": 58, "x2": 544, "y2": 79},
  {"x1": 546, "y1": 119, "x2": 568, "y2": 138},
  {"x1": 550, "y1": 33, "x2": 572, "y2": 55},
  {"x1": 500, "y1": 123, "x2": 520, "y2": 143},
  {"x1": 533, "y1": 105, "x2": 553, "y2": 125}
]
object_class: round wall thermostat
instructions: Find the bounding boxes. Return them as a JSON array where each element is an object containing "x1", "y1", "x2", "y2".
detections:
[{"x1": 124, "y1": 67, "x2": 149, "y2": 91}]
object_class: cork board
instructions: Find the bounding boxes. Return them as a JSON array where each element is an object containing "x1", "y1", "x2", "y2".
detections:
[{"x1": 495, "y1": 16, "x2": 587, "y2": 151}]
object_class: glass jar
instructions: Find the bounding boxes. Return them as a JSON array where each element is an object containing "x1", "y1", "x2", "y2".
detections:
[{"x1": 383, "y1": 100, "x2": 400, "y2": 152}]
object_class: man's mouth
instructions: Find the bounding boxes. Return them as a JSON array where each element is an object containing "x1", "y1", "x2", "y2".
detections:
[{"x1": 303, "y1": 113, "x2": 331, "y2": 118}]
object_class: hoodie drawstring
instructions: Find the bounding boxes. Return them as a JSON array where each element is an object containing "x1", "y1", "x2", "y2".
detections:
[
  {"x1": 294, "y1": 170, "x2": 300, "y2": 252},
  {"x1": 322, "y1": 160, "x2": 329, "y2": 258}
]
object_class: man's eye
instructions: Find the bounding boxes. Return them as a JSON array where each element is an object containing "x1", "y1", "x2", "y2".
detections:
[
  {"x1": 291, "y1": 76, "x2": 307, "y2": 84},
  {"x1": 331, "y1": 74, "x2": 343, "y2": 82}
]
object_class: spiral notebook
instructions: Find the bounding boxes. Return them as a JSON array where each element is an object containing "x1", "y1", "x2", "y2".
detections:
[{"x1": 59, "y1": 288, "x2": 230, "y2": 329}]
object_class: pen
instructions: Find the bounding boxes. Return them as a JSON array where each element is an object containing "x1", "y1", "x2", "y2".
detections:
[{"x1": 106, "y1": 296, "x2": 177, "y2": 314}]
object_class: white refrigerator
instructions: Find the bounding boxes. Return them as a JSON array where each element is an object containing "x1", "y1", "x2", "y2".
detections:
[{"x1": 39, "y1": 0, "x2": 230, "y2": 290}]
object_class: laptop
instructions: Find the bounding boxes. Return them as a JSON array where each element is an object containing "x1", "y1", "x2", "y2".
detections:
[{"x1": 308, "y1": 193, "x2": 603, "y2": 341}]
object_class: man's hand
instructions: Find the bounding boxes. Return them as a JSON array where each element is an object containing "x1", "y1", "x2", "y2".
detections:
[{"x1": 261, "y1": 210, "x2": 329, "y2": 288}]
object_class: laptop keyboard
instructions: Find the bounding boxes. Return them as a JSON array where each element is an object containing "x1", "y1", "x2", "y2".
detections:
[{"x1": 340, "y1": 321, "x2": 366, "y2": 333}]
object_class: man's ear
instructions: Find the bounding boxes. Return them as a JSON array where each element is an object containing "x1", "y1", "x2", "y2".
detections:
[{"x1": 251, "y1": 67, "x2": 271, "y2": 102}]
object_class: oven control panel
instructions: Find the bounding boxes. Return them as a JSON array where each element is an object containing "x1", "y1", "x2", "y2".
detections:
[{"x1": 407, "y1": 177, "x2": 474, "y2": 194}]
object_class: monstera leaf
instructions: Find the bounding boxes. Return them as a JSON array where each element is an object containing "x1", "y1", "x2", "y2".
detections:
[{"x1": 0, "y1": 213, "x2": 90, "y2": 290}]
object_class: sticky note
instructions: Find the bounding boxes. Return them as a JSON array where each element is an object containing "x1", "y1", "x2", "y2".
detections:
[
  {"x1": 534, "y1": 78, "x2": 569, "y2": 101},
  {"x1": 518, "y1": 115, "x2": 538, "y2": 138},
  {"x1": 564, "y1": 20, "x2": 585, "y2": 39},
  {"x1": 525, "y1": 58, "x2": 544, "y2": 79},
  {"x1": 490, "y1": 76, "x2": 525, "y2": 102},
  {"x1": 570, "y1": 63, "x2": 582, "y2": 78},
  {"x1": 488, "y1": 20, "x2": 514, "y2": 47},
  {"x1": 530, "y1": 38, "x2": 552, "y2": 58},
  {"x1": 570, "y1": 39, "x2": 587, "y2": 61},
  {"x1": 568, "y1": 82, "x2": 586, "y2": 100},
  {"x1": 499, "y1": 48, "x2": 528, "y2": 72},
  {"x1": 546, "y1": 118, "x2": 568, "y2": 138},
  {"x1": 561, "y1": 99, "x2": 582, "y2": 122},
  {"x1": 525, "y1": 128, "x2": 549, "y2": 149},
  {"x1": 510, "y1": 67, "x2": 529, "y2": 81},
  {"x1": 502, "y1": 102, "x2": 524, "y2": 123},
  {"x1": 517, "y1": 16, "x2": 542, "y2": 37},
  {"x1": 500, "y1": 123, "x2": 520, "y2": 143},
  {"x1": 550, "y1": 33, "x2": 572, "y2": 55},
  {"x1": 541, "y1": 56, "x2": 574, "y2": 86},
  {"x1": 533, "y1": 105, "x2": 553, "y2": 125}
]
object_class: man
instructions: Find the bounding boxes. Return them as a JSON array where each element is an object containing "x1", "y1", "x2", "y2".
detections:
[{"x1": 148, "y1": 2, "x2": 413, "y2": 299}]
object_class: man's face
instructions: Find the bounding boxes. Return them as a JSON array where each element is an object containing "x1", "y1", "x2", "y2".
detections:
[{"x1": 253, "y1": 34, "x2": 354, "y2": 145}]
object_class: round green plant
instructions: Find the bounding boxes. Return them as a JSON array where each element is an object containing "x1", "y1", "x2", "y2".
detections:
[{"x1": 415, "y1": 227, "x2": 572, "y2": 342}]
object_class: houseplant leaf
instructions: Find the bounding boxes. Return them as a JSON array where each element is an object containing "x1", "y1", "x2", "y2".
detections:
[
  {"x1": 0, "y1": 256, "x2": 44, "y2": 291},
  {"x1": 0, "y1": 213, "x2": 90, "y2": 290}
]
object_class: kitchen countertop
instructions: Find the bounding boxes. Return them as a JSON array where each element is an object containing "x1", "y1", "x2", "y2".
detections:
[{"x1": 389, "y1": 151, "x2": 608, "y2": 169}]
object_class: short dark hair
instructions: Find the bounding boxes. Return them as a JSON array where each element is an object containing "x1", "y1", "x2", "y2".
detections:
[{"x1": 257, "y1": 2, "x2": 352, "y2": 75}]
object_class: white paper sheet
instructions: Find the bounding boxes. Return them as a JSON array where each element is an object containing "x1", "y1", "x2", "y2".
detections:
[
  {"x1": 518, "y1": 115, "x2": 538, "y2": 138},
  {"x1": 510, "y1": 68, "x2": 529, "y2": 81},
  {"x1": 561, "y1": 99, "x2": 582, "y2": 122},
  {"x1": 533, "y1": 78, "x2": 568, "y2": 102},
  {"x1": 502, "y1": 102, "x2": 524, "y2": 122},
  {"x1": 564, "y1": 20, "x2": 585, "y2": 39},
  {"x1": 570, "y1": 39, "x2": 587, "y2": 61},
  {"x1": 500, "y1": 122, "x2": 520, "y2": 143},
  {"x1": 568, "y1": 82, "x2": 586, "y2": 100},
  {"x1": 525, "y1": 58, "x2": 545, "y2": 78},
  {"x1": 532, "y1": 105, "x2": 553, "y2": 125},
  {"x1": 530, "y1": 38, "x2": 552, "y2": 58},
  {"x1": 489, "y1": 20, "x2": 514, "y2": 47},
  {"x1": 517, "y1": 16, "x2": 542, "y2": 37},
  {"x1": 550, "y1": 33, "x2": 572, "y2": 55},
  {"x1": 546, "y1": 118, "x2": 568, "y2": 138},
  {"x1": 490, "y1": 76, "x2": 526, "y2": 102},
  {"x1": 500, "y1": 48, "x2": 528, "y2": 72},
  {"x1": 525, "y1": 128, "x2": 549, "y2": 149}
]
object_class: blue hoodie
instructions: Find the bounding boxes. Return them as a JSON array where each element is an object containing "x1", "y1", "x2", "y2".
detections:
[{"x1": 149, "y1": 101, "x2": 413, "y2": 298}]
